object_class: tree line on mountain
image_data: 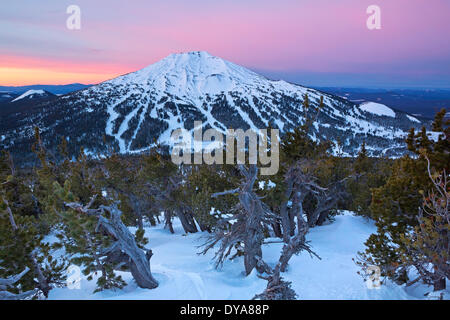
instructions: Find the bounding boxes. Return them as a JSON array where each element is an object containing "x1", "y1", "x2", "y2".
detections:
[{"x1": 0, "y1": 95, "x2": 448, "y2": 299}]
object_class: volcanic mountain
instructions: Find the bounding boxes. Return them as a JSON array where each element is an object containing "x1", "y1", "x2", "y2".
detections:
[{"x1": 0, "y1": 51, "x2": 424, "y2": 163}]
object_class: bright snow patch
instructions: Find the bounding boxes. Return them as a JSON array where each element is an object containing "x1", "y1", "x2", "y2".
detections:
[
  {"x1": 11, "y1": 89, "x2": 46, "y2": 102},
  {"x1": 406, "y1": 115, "x2": 420, "y2": 123},
  {"x1": 359, "y1": 102, "x2": 396, "y2": 118},
  {"x1": 47, "y1": 212, "x2": 445, "y2": 300},
  {"x1": 427, "y1": 131, "x2": 444, "y2": 142},
  {"x1": 259, "y1": 180, "x2": 276, "y2": 190}
]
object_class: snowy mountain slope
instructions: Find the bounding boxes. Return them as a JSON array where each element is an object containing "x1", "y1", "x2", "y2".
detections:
[
  {"x1": 359, "y1": 102, "x2": 396, "y2": 118},
  {"x1": 0, "y1": 51, "x2": 424, "y2": 162},
  {"x1": 47, "y1": 212, "x2": 443, "y2": 300}
]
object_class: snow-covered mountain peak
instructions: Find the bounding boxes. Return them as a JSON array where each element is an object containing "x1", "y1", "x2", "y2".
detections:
[
  {"x1": 0, "y1": 52, "x2": 425, "y2": 162},
  {"x1": 103, "y1": 51, "x2": 289, "y2": 98}
]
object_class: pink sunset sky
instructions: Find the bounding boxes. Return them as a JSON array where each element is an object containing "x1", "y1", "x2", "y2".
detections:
[{"x1": 1, "y1": 0, "x2": 449, "y2": 87}]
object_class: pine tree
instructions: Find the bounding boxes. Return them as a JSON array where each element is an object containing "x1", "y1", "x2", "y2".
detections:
[
  {"x1": 0, "y1": 149, "x2": 67, "y2": 299},
  {"x1": 184, "y1": 163, "x2": 238, "y2": 232},
  {"x1": 347, "y1": 143, "x2": 391, "y2": 218},
  {"x1": 140, "y1": 146, "x2": 199, "y2": 234},
  {"x1": 398, "y1": 159, "x2": 449, "y2": 292},
  {"x1": 100, "y1": 153, "x2": 156, "y2": 230},
  {"x1": 48, "y1": 147, "x2": 128, "y2": 293},
  {"x1": 358, "y1": 109, "x2": 450, "y2": 286},
  {"x1": 431, "y1": 108, "x2": 446, "y2": 132},
  {"x1": 407, "y1": 109, "x2": 449, "y2": 171}
]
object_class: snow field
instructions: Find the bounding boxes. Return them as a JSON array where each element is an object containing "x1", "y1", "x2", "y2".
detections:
[{"x1": 48, "y1": 212, "x2": 444, "y2": 300}]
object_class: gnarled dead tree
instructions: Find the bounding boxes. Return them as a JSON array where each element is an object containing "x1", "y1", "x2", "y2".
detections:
[
  {"x1": 254, "y1": 201, "x2": 320, "y2": 300},
  {"x1": 254, "y1": 160, "x2": 324, "y2": 299},
  {"x1": 0, "y1": 267, "x2": 35, "y2": 300},
  {"x1": 279, "y1": 161, "x2": 327, "y2": 241},
  {"x1": 201, "y1": 165, "x2": 277, "y2": 275},
  {"x1": 253, "y1": 264, "x2": 296, "y2": 300},
  {"x1": 307, "y1": 175, "x2": 353, "y2": 227},
  {"x1": 280, "y1": 160, "x2": 354, "y2": 235},
  {"x1": 279, "y1": 199, "x2": 320, "y2": 272},
  {"x1": 65, "y1": 199, "x2": 158, "y2": 289}
]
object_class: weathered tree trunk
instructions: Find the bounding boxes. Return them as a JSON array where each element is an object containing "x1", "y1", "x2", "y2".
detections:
[
  {"x1": 128, "y1": 194, "x2": 144, "y2": 230},
  {"x1": 185, "y1": 210, "x2": 199, "y2": 232},
  {"x1": 433, "y1": 277, "x2": 446, "y2": 291},
  {"x1": 30, "y1": 251, "x2": 51, "y2": 297},
  {"x1": 307, "y1": 194, "x2": 336, "y2": 227},
  {"x1": 271, "y1": 221, "x2": 283, "y2": 238},
  {"x1": 279, "y1": 180, "x2": 294, "y2": 243},
  {"x1": 147, "y1": 214, "x2": 157, "y2": 226},
  {"x1": 238, "y1": 165, "x2": 267, "y2": 275},
  {"x1": 206, "y1": 165, "x2": 276, "y2": 275},
  {"x1": 316, "y1": 211, "x2": 329, "y2": 226},
  {"x1": 288, "y1": 210, "x2": 296, "y2": 236},
  {"x1": 164, "y1": 210, "x2": 175, "y2": 234},
  {"x1": 0, "y1": 268, "x2": 29, "y2": 288},
  {"x1": 253, "y1": 265, "x2": 296, "y2": 300},
  {"x1": 96, "y1": 205, "x2": 159, "y2": 289},
  {"x1": 129, "y1": 249, "x2": 155, "y2": 289},
  {"x1": 280, "y1": 198, "x2": 306, "y2": 272},
  {"x1": 66, "y1": 201, "x2": 159, "y2": 289},
  {"x1": 243, "y1": 225, "x2": 264, "y2": 275},
  {"x1": 198, "y1": 222, "x2": 211, "y2": 233},
  {"x1": 0, "y1": 268, "x2": 35, "y2": 300},
  {"x1": 175, "y1": 208, "x2": 198, "y2": 233}
]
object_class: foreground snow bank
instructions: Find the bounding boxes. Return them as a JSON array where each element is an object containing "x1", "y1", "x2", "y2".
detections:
[{"x1": 48, "y1": 212, "x2": 445, "y2": 300}]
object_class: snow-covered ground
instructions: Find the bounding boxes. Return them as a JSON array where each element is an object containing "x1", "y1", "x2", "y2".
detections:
[{"x1": 48, "y1": 211, "x2": 447, "y2": 300}]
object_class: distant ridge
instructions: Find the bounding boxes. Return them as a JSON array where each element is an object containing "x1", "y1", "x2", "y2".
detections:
[
  {"x1": 11, "y1": 89, "x2": 55, "y2": 102},
  {"x1": 0, "y1": 83, "x2": 91, "y2": 95}
]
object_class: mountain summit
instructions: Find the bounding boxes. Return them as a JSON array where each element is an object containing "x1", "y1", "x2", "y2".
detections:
[
  {"x1": 0, "y1": 52, "x2": 423, "y2": 162},
  {"x1": 110, "y1": 51, "x2": 269, "y2": 97}
]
